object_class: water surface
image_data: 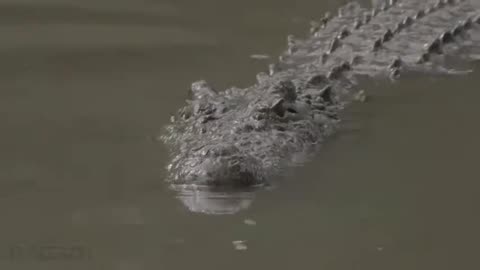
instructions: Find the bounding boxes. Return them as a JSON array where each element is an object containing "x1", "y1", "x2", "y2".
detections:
[{"x1": 0, "y1": 0, "x2": 479, "y2": 269}]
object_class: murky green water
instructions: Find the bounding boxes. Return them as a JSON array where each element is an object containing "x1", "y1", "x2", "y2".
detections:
[{"x1": 1, "y1": 0, "x2": 479, "y2": 269}]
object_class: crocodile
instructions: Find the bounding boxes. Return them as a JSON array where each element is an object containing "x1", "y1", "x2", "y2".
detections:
[{"x1": 161, "y1": 0, "x2": 480, "y2": 213}]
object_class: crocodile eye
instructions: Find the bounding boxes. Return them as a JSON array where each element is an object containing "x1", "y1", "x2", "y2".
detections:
[{"x1": 287, "y1": 108, "x2": 298, "y2": 114}]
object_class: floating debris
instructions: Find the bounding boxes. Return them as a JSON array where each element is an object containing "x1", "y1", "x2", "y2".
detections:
[
  {"x1": 243, "y1": 219, "x2": 257, "y2": 226},
  {"x1": 250, "y1": 54, "x2": 271, "y2": 60},
  {"x1": 232, "y1": 240, "x2": 248, "y2": 251},
  {"x1": 354, "y1": 89, "x2": 367, "y2": 102}
]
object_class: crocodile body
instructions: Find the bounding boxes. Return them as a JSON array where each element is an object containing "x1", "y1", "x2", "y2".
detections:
[{"x1": 162, "y1": 0, "x2": 480, "y2": 193}]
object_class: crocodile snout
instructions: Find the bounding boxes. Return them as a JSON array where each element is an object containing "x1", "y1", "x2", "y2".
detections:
[
  {"x1": 194, "y1": 154, "x2": 262, "y2": 187},
  {"x1": 173, "y1": 143, "x2": 263, "y2": 186}
]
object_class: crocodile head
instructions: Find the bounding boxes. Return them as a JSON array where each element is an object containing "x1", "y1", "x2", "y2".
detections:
[{"x1": 162, "y1": 78, "x2": 338, "y2": 187}]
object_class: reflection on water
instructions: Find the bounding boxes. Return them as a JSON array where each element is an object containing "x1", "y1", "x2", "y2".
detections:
[{"x1": 173, "y1": 185, "x2": 257, "y2": 215}]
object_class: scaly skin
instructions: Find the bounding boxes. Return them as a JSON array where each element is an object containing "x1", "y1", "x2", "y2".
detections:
[{"x1": 161, "y1": 0, "x2": 480, "y2": 191}]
